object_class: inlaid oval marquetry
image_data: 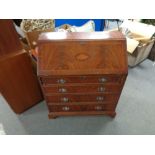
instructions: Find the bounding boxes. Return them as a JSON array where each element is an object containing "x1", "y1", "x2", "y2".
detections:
[{"x1": 75, "y1": 53, "x2": 89, "y2": 61}]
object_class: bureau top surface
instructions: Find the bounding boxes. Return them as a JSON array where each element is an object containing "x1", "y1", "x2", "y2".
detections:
[
  {"x1": 38, "y1": 31, "x2": 125, "y2": 41},
  {"x1": 38, "y1": 32, "x2": 128, "y2": 76}
]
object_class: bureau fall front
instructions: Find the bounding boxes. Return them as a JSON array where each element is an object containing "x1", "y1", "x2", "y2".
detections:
[{"x1": 37, "y1": 32, "x2": 128, "y2": 119}]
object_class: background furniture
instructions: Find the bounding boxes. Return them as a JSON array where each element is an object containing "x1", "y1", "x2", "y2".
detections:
[
  {"x1": 148, "y1": 43, "x2": 155, "y2": 61},
  {"x1": 37, "y1": 32, "x2": 128, "y2": 119},
  {"x1": 0, "y1": 19, "x2": 43, "y2": 114},
  {"x1": 0, "y1": 51, "x2": 43, "y2": 113},
  {"x1": 0, "y1": 20, "x2": 22, "y2": 57}
]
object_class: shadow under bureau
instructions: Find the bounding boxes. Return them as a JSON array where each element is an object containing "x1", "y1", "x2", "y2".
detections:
[{"x1": 37, "y1": 32, "x2": 128, "y2": 119}]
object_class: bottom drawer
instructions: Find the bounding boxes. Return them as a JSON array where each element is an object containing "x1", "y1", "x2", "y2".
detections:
[{"x1": 48, "y1": 104, "x2": 115, "y2": 112}]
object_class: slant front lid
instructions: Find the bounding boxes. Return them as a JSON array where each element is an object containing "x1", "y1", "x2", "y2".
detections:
[{"x1": 38, "y1": 32, "x2": 128, "y2": 76}]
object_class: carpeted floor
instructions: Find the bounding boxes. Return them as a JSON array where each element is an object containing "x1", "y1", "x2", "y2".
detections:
[{"x1": 0, "y1": 59, "x2": 155, "y2": 135}]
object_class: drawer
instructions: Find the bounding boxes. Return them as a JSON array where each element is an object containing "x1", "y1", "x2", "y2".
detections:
[
  {"x1": 43, "y1": 83, "x2": 122, "y2": 94},
  {"x1": 45, "y1": 93, "x2": 119, "y2": 103},
  {"x1": 48, "y1": 104, "x2": 115, "y2": 112},
  {"x1": 40, "y1": 75, "x2": 122, "y2": 84}
]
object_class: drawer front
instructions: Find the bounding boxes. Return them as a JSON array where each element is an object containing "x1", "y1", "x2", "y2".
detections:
[
  {"x1": 46, "y1": 93, "x2": 119, "y2": 103},
  {"x1": 40, "y1": 75, "x2": 122, "y2": 84},
  {"x1": 43, "y1": 83, "x2": 122, "y2": 94},
  {"x1": 48, "y1": 104, "x2": 115, "y2": 112}
]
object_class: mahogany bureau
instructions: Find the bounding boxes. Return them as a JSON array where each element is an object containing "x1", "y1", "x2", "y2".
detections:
[{"x1": 37, "y1": 32, "x2": 128, "y2": 119}]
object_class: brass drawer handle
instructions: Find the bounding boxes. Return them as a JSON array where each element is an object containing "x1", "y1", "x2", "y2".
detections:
[
  {"x1": 95, "y1": 106, "x2": 102, "y2": 110},
  {"x1": 61, "y1": 97, "x2": 69, "y2": 102},
  {"x1": 99, "y1": 77, "x2": 107, "y2": 83},
  {"x1": 58, "y1": 88, "x2": 67, "y2": 93},
  {"x1": 96, "y1": 96, "x2": 104, "y2": 101},
  {"x1": 62, "y1": 106, "x2": 70, "y2": 111},
  {"x1": 57, "y1": 79, "x2": 66, "y2": 84},
  {"x1": 98, "y1": 86, "x2": 105, "y2": 92}
]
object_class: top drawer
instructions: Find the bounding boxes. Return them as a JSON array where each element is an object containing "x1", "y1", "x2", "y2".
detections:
[{"x1": 40, "y1": 75, "x2": 122, "y2": 85}]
